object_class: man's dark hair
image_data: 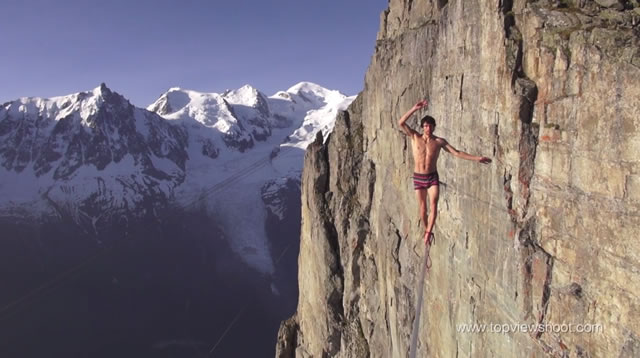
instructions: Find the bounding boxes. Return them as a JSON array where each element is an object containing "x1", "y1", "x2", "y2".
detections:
[{"x1": 420, "y1": 115, "x2": 436, "y2": 128}]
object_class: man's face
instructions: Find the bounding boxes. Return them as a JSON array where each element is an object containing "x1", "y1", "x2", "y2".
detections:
[{"x1": 422, "y1": 122, "x2": 434, "y2": 135}]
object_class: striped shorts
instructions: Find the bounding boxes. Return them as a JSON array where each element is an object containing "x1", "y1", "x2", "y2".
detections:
[{"x1": 413, "y1": 171, "x2": 439, "y2": 190}]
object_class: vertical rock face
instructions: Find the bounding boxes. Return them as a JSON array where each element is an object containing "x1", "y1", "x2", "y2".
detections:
[{"x1": 278, "y1": 0, "x2": 640, "y2": 357}]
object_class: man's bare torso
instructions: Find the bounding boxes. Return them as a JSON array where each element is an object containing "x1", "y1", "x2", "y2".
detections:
[{"x1": 411, "y1": 135, "x2": 444, "y2": 174}]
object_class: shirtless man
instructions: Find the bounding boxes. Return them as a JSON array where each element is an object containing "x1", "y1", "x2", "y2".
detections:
[{"x1": 398, "y1": 99, "x2": 491, "y2": 245}]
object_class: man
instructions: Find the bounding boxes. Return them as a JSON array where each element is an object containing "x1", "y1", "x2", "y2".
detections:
[{"x1": 398, "y1": 99, "x2": 491, "y2": 245}]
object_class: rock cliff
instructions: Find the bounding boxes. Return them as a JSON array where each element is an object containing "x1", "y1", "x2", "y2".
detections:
[{"x1": 277, "y1": 0, "x2": 640, "y2": 357}]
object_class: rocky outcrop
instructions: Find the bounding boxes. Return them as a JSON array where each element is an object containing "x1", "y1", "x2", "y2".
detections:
[{"x1": 278, "y1": 0, "x2": 640, "y2": 357}]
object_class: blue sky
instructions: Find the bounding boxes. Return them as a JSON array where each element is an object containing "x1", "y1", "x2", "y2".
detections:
[{"x1": 1, "y1": 0, "x2": 388, "y2": 107}]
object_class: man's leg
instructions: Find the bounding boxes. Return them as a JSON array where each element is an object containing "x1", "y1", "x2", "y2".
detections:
[
  {"x1": 415, "y1": 188, "x2": 428, "y2": 232},
  {"x1": 424, "y1": 184, "x2": 440, "y2": 244}
]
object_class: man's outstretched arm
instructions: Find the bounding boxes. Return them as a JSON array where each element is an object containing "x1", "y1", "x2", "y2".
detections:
[
  {"x1": 398, "y1": 99, "x2": 428, "y2": 136},
  {"x1": 442, "y1": 140, "x2": 492, "y2": 164}
]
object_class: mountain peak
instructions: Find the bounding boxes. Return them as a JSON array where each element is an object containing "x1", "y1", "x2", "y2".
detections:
[
  {"x1": 287, "y1": 81, "x2": 327, "y2": 94},
  {"x1": 147, "y1": 88, "x2": 192, "y2": 115},
  {"x1": 283, "y1": 82, "x2": 348, "y2": 107},
  {"x1": 239, "y1": 84, "x2": 258, "y2": 92},
  {"x1": 227, "y1": 84, "x2": 261, "y2": 98},
  {"x1": 224, "y1": 84, "x2": 267, "y2": 109},
  {"x1": 93, "y1": 83, "x2": 112, "y2": 97}
]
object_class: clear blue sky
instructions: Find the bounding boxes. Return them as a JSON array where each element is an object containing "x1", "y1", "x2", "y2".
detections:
[{"x1": 1, "y1": 0, "x2": 388, "y2": 107}]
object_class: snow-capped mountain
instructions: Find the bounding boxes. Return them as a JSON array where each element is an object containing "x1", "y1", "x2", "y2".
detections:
[
  {"x1": 0, "y1": 84, "x2": 187, "y2": 227},
  {"x1": 146, "y1": 82, "x2": 354, "y2": 273},
  {"x1": 0, "y1": 82, "x2": 355, "y2": 273}
]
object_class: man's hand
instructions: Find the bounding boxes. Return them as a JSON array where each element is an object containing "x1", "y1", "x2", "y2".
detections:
[
  {"x1": 398, "y1": 99, "x2": 428, "y2": 136},
  {"x1": 478, "y1": 157, "x2": 492, "y2": 164},
  {"x1": 413, "y1": 99, "x2": 428, "y2": 111}
]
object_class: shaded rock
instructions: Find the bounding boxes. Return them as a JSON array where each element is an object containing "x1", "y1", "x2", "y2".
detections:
[{"x1": 595, "y1": 0, "x2": 624, "y2": 10}]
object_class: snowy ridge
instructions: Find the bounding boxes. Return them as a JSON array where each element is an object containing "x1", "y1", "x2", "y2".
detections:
[
  {"x1": 4, "y1": 84, "x2": 107, "y2": 124},
  {"x1": 0, "y1": 84, "x2": 187, "y2": 225},
  {"x1": 147, "y1": 82, "x2": 355, "y2": 273},
  {"x1": 1, "y1": 82, "x2": 356, "y2": 274}
]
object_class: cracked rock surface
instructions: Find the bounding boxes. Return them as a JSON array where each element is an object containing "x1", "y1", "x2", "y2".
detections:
[{"x1": 277, "y1": 0, "x2": 640, "y2": 357}]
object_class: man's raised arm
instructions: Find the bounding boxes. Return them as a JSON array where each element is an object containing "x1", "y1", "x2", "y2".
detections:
[
  {"x1": 442, "y1": 139, "x2": 492, "y2": 164},
  {"x1": 398, "y1": 99, "x2": 428, "y2": 136}
]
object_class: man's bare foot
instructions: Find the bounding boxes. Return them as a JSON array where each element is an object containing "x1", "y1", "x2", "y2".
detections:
[{"x1": 423, "y1": 231, "x2": 435, "y2": 245}]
